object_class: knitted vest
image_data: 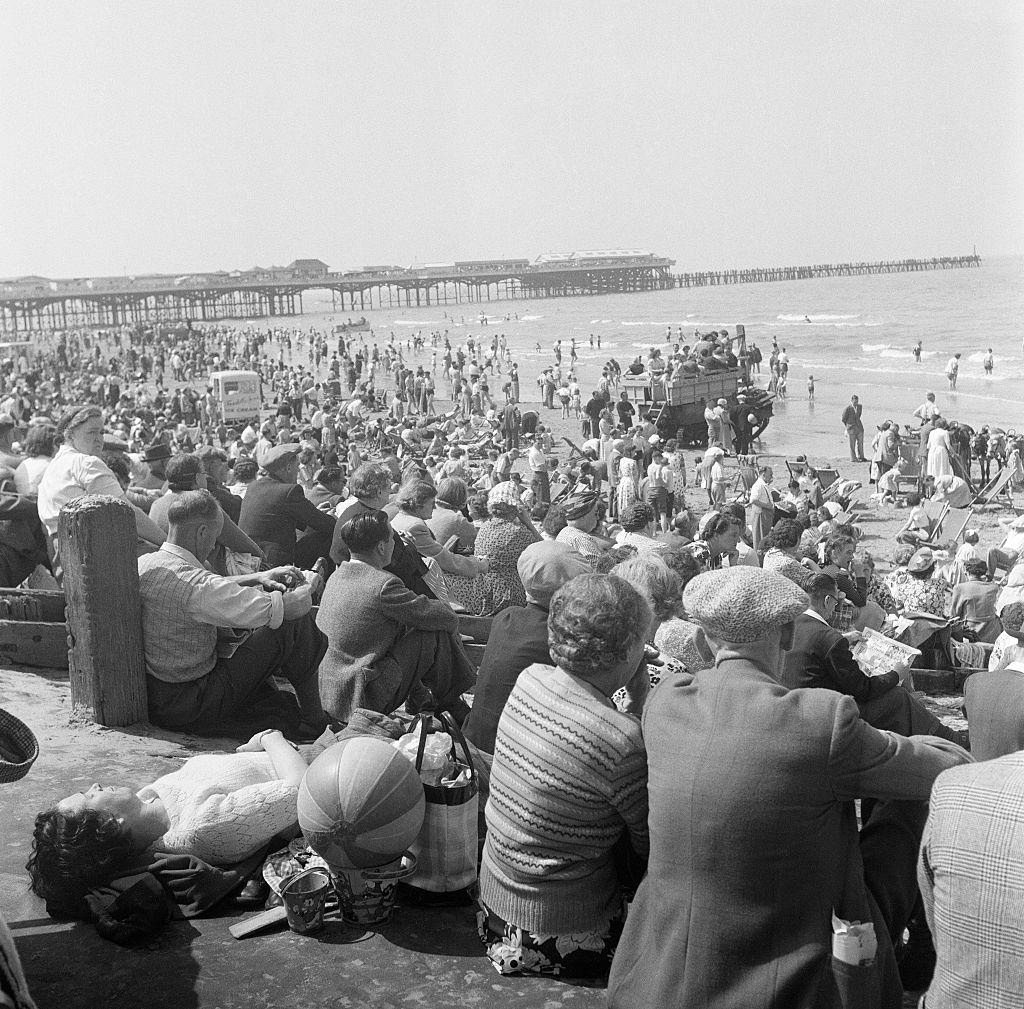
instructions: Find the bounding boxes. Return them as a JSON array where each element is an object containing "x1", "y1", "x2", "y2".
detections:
[{"x1": 137, "y1": 553, "x2": 218, "y2": 683}]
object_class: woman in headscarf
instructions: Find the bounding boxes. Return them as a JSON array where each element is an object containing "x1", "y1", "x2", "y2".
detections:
[
  {"x1": 37, "y1": 405, "x2": 166, "y2": 567},
  {"x1": 474, "y1": 481, "x2": 542, "y2": 612}
]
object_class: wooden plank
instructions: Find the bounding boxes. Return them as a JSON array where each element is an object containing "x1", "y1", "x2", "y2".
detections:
[
  {"x1": 0, "y1": 588, "x2": 66, "y2": 623},
  {"x1": 0, "y1": 620, "x2": 69, "y2": 669}
]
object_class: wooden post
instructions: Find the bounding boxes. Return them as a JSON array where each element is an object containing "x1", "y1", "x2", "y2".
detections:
[{"x1": 58, "y1": 495, "x2": 148, "y2": 726}]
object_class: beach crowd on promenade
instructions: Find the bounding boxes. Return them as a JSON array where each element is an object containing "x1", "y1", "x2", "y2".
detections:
[{"x1": 3, "y1": 317, "x2": 1024, "y2": 1009}]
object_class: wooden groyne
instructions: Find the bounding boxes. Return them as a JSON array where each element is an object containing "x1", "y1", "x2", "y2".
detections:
[{"x1": 674, "y1": 255, "x2": 981, "y2": 288}]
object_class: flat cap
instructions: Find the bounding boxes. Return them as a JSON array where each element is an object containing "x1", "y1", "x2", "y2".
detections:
[
  {"x1": 261, "y1": 444, "x2": 298, "y2": 475},
  {"x1": 683, "y1": 567, "x2": 808, "y2": 644},
  {"x1": 516, "y1": 541, "x2": 589, "y2": 608},
  {"x1": 563, "y1": 491, "x2": 599, "y2": 520}
]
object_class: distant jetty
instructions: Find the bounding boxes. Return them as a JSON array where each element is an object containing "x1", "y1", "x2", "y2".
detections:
[
  {"x1": 673, "y1": 255, "x2": 981, "y2": 288},
  {"x1": 0, "y1": 252, "x2": 981, "y2": 332}
]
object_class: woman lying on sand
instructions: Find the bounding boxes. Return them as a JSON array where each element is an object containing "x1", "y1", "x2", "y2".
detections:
[{"x1": 26, "y1": 729, "x2": 305, "y2": 914}]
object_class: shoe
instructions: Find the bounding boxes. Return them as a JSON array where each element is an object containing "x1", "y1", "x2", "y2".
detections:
[{"x1": 234, "y1": 878, "x2": 270, "y2": 908}]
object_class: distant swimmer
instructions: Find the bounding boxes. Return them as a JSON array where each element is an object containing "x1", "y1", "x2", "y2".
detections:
[
  {"x1": 913, "y1": 341, "x2": 923, "y2": 363},
  {"x1": 804, "y1": 315, "x2": 811, "y2": 323},
  {"x1": 983, "y1": 348, "x2": 994, "y2": 374}
]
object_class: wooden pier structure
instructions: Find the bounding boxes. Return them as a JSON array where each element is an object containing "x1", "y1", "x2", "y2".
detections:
[
  {"x1": 672, "y1": 255, "x2": 981, "y2": 288},
  {"x1": 0, "y1": 252, "x2": 981, "y2": 333},
  {"x1": 0, "y1": 252, "x2": 675, "y2": 333}
]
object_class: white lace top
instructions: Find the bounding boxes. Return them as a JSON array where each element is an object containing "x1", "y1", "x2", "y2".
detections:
[{"x1": 142, "y1": 752, "x2": 298, "y2": 866}]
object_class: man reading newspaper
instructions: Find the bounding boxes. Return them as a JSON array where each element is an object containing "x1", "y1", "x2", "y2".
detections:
[{"x1": 783, "y1": 573, "x2": 962, "y2": 742}]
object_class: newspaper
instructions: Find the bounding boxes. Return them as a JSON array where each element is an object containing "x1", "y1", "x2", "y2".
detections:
[{"x1": 852, "y1": 628, "x2": 920, "y2": 681}]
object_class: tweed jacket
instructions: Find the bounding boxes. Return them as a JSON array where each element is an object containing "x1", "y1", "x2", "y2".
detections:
[
  {"x1": 962, "y1": 662, "x2": 1024, "y2": 760},
  {"x1": 919, "y1": 753, "x2": 1024, "y2": 1009},
  {"x1": 608, "y1": 657, "x2": 967, "y2": 1009},
  {"x1": 316, "y1": 560, "x2": 457, "y2": 717}
]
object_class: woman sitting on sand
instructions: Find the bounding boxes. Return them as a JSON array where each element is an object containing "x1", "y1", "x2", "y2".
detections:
[
  {"x1": 478, "y1": 574, "x2": 650, "y2": 978},
  {"x1": 27, "y1": 729, "x2": 306, "y2": 916}
]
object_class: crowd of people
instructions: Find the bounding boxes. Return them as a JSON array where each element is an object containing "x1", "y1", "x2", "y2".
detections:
[{"x1": 2, "y1": 317, "x2": 1024, "y2": 1008}]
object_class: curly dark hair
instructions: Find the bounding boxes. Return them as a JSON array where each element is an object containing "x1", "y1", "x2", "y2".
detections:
[
  {"x1": 757, "y1": 518, "x2": 803, "y2": 559},
  {"x1": 660, "y1": 545, "x2": 705, "y2": 588},
  {"x1": 547, "y1": 574, "x2": 650, "y2": 679},
  {"x1": 27, "y1": 808, "x2": 135, "y2": 917}
]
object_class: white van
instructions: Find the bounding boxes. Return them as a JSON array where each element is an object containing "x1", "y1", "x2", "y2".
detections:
[{"x1": 210, "y1": 370, "x2": 262, "y2": 425}]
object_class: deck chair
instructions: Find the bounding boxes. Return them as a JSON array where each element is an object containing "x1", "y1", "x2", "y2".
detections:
[
  {"x1": 932, "y1": 506, "x2": 973, "y2": 545},
  {"x1": 734, "y1": 456, "x2": 759, "y2": 497},
  {"x1": 974, "y1": 466, "x2": 1014, "y2": 506},
  {"x1": 786, "y1": 459, "x2": 808, "y2": 480},
  {"x1": 815, "y1": 468, "x2": 840, "y2": 492},
  {"x1": 897, "y1": 499, "x2": 948, "y2": 546}
]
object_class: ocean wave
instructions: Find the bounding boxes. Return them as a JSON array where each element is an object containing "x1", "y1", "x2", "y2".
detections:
[
  {"x1": 519, "y1": 315, "x2": 543, "y2": 321},
  {"x1": 393, "y1": 319, "x2": 444, "y2": 326},
  {"x1": 861, "y1": 343, "x2": 892, "y2": 352},
  {"x1": 766, "y1": 320, "x2": 884, "y2": 329},
  {"x1": 777, "y1": 313, "x2": 860, "y2": 322}
]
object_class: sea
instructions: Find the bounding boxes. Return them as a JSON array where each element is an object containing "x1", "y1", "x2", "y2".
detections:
[{"x1": 295, "y1": 254, "x2": 1023, "y2": 459}]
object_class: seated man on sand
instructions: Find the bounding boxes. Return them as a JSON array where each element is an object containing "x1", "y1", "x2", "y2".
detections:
[
  {"x1": 139, "y1": 490, "x2": 329, "y2": 741},
  {"x1": 317, "y1": 510, "x2": 476, "y2": 724}
]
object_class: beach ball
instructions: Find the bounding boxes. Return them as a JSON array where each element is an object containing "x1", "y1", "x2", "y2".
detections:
[{"x1": 297, "y1": 736, "x2": 425, "y2": 869}]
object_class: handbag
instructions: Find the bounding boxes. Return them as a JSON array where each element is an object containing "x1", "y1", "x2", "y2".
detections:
[{"x1": 402, "y1": 711, "x2": 478, "y2": 899}]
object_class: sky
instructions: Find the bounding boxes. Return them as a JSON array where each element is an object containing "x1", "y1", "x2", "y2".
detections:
[{"x1": 1, "y1": 1, "x2": 1022, "y2": 278}]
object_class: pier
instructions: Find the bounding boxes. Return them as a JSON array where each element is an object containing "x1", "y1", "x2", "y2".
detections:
[
  {"x1": 673, "y1": 255, "x2": 981, "y2": 288},
  {"x1": 0, "y1": 252, "x2": 980, "y2": 333}
]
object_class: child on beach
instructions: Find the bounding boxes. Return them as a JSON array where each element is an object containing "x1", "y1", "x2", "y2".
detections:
[{"x1": 807, "y1": 375, "x2": 815, "y2": 401}]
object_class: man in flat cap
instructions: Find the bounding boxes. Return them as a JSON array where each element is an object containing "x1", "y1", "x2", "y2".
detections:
[
  {"x1": 555, "y1": 490, "x2": 611, "y2": 565},
  {"x1": 239, "y1": 443, "x2": 336, "y2": 567},
  {"x1": 609, "y1": 567, "x2": 971, "y2": 1009}
]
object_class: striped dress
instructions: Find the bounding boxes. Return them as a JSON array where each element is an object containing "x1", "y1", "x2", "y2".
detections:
[{"x1": 479, "y1": 663, "x2": 649, "y2": 935}]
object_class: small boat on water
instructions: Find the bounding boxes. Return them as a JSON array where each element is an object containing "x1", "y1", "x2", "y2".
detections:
[{"x1": 334, "y1": 317, "x2": 370, "y2": 333}]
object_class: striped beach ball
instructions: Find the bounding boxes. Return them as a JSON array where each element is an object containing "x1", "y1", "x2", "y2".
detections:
[{"x1": 297, "y1": 736, "x2": 425, "y2": 869}]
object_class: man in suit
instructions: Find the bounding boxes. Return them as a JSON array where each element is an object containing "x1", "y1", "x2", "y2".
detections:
[
  {"x1": 464, "y1": 541, "x2": 590, "y2": 756},
  {"x1": 841, "y1": 394, "x2": 866, "y2": 462},
  {"x1": 919, "y1": 753, "x2": 1024, "y2": 1009},
  {"x1": 783, "y1": 573, "x2": 961, "y2": 742},
  {"x1": 317, "y1": 510, "x2": 475, "y2": 724},
  {"x1": 238, "y1": 444, "x2": 336, "y2": 567},
  {"x1": 608, "y1": 567, "x2": 970, "y2": 1009}
]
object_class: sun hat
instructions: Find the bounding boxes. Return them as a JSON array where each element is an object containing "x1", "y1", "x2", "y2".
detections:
[
  {"x1": 0, "y1": 708, "x2": 39, "y2": 784},
  {"x1": 1000, "y1": 602, "x2": 1024, "y2": 639},
  {"x1": 683, "y1": 567, "x2": 808, "y2": 644},
  {"x1": 516, "y1": 541, "x2": 590, "y2": 608},
  {"x1": 908, "y1": 547, "x2": 936, "y2": 574},
  {"x1": 717, "y1": 398, "x2": 728, "y2": 406}
]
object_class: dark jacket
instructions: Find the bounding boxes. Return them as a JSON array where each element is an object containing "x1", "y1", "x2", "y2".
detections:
[
  {"x1": 782, "y1": 612, "x2": 896, "y2": 703},
  {"x1": 463, "y1": 603, "x2": 551, "y2": 754},
  {"x1": 238, "y1": 477, "x2": 335, "y2": 566}
]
